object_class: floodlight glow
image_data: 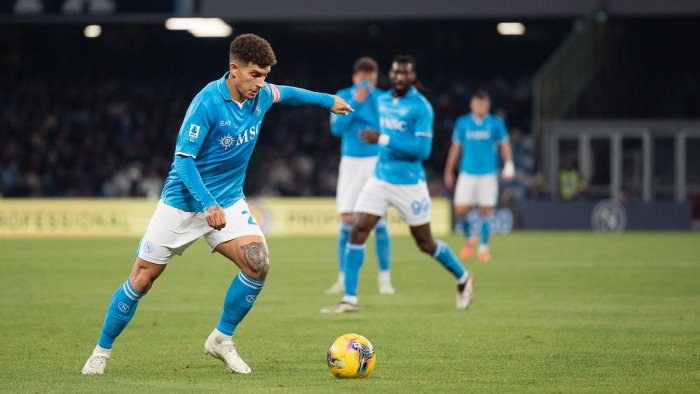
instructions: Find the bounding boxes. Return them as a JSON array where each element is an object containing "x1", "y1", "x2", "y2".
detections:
[
  {"x1": 84, "y1": 25, "x2": 102, "y2": 38},
  {"x1": 497, "y1": 22, "x2": 525, "y2": 36},
  {"x1": 165, "y1": 18, "x2": 232, "y2": 37}
]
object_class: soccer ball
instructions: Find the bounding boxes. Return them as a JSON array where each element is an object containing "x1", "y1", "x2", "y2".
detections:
[{"x1": 326, "y1": 333, "x2": 376, "y2": 378}]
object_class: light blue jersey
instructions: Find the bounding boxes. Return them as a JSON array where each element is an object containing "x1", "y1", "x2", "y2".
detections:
[
  {"x1": 452, "y1": 113, "x2": 509, "y2": 175},
  {"x1": 161, "y1": 72, "x2": 279, "y2": 212},
  {"x1": 330, "y1": 82, "x2": 382, "y2": 157},
  {"x1": 375, "y1": 86, "x2": 434, "y2": 185}
]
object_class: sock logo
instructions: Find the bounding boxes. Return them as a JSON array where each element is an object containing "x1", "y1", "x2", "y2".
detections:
[
  {"x1": 117, "y1": 302, "x2": 130, "y2": 313},
  {"x1": 245, "y1": 295, "x2": 257, "y2": 303}
]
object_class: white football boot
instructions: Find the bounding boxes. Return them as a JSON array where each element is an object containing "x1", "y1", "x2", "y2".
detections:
[
  {"x1": 456, "y1": 274, "x2": 474, "y2": 310},
  {"x1": 204, "y1": 329, "x2": 251, "y2": 374},
  {"x1": 81, "y1": 347, "x2": 111, "y2": 375},
  {"x1": 378, "y1": 271, "x2": 395, "y2": 295},
  {"x1": 320, "y1": 301, "x2": 360, "y2": 314}
]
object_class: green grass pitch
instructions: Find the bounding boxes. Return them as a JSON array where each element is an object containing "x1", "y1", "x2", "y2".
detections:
[{"x1": 0, "y1": 233, "x2": 698, "y2": 393}]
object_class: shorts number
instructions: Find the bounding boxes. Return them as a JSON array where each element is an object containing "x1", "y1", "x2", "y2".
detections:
[
  {"x1": 241, "y1": 210, "x2": 257, "y2": 225},
  {"x1": 411, "y1": 198, "x2": 430, "y2": 215}
]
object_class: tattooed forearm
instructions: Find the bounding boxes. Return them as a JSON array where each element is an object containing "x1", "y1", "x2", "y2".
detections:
[{"x1": 240, "y1": 242, "x2": 270, "y2": 279}]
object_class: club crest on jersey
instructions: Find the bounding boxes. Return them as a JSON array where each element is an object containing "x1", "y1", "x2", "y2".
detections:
[
  {"x1": 254, "y1": 104, "x2": 262, "y2": 116},
  {"x1": 188, "y1": 124, "x2": 200, "y2": 142}
]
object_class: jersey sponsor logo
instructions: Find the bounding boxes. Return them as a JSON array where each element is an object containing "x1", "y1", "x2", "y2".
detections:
[
  {"x1": 117, "y1": 302, "x2": 130, "y2": 313},
  {"x1": 220, "y1": 120, "x2": 232, "y2": 126},
  {"x1": 466, "y1": 130, "x2": 491, "y2": 140},
  {"x1": 219, "y1": 121, "x2": 261, "y2": 150},
  {"x1": 188, "y1": 124, "x2": 200, "y2": 142},
  {"x1": 381, "y1": 116, "x2": 407, "y2": 132}
]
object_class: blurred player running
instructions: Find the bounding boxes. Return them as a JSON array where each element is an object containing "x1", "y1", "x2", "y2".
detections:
[
  {"x1": 443, "y1": 90, "x2": 514, "y2": 262},
  {"x1": 327, "y1": 57, "x2": 394, "y2": 296},
  {"x1": 82, "y1": 34, "x2": 353, "y2": 375},
  {"x1": 321, "y1": 55, "x2": 473, "y2": 314}
]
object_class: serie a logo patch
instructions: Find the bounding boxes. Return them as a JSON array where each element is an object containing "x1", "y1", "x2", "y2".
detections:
[{"x1": 188, "y1": 124, "x2": 201, "y2": 142}]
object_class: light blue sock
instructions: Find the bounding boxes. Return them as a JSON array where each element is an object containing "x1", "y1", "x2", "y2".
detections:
[
  {"x1": 343, "y1": 243, "x2": 366, "y2": 297},
  {"x1": 216, "y1": 272, "x2": 265, "y2": 336},
  {"x1": 481, "y1": 216, "x2": 491, "y2": 246},
  {"x1": 460, "y1": 216, "x2": 472, "y2": 239},
  {"x1": 97, "y1": 280, "x2": 144, "y2": 349},
  {"x1": 374, "y1": 219, "x2": 391, "y2": 272},
  {"x1": 337, "y1": 222, "x2": 351, "y2": 272},
  {"x1": 433, "y1": 240, "x2": 466, "y2": 279}
]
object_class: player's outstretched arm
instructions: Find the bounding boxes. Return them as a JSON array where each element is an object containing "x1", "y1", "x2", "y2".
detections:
[{"x1": 275, "y1": 85, "x2": 354, "y2": 115}]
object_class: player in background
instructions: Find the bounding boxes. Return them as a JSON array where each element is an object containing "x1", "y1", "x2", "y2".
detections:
[
  {"x1": 443, "y1": 90, "x2": 514, "y2": 262},
  {"x1": 321, "y1": 55, "x2": 474, "y2": 314},
  {"x1": 82, "y1": 34, "x2": 353, "y2": 375},
  {"x1": 327, "y1": 57, "x2": 394, "y2": 296}
]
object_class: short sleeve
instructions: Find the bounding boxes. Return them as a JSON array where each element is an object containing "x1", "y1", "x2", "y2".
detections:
[
  {"x1": 452, "y1": 117, "x2": 463, "y2": 144},
  {"x1": 414, "y1": 99, "x2": 434, "y2": 139},
  {"x1": 496, "y1": 117, "x2": 509, "y2": 143},
  {"x1": 175, "y1": 94, "x2": 217, "y2": 158}
]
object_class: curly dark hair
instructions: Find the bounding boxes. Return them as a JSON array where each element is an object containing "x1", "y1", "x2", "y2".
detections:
[{"x1": 229, "y1": 34, "x2": 277, "y2": 68}]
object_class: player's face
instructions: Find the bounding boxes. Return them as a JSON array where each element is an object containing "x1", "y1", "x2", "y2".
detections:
[
  {"x1": 230, "y1": 61, "x2": 271, "y2": 100},
  {"x1": 352, "y1": 71, "x2": 378, "y2": 87},
  {"x1": 470, "y1": 97, "x2": 490, "y2": 117},
  {"x1": 388, "y1": 62, "x2": 416, "y2": 95}
]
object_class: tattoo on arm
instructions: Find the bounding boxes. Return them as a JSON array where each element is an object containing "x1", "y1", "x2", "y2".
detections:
[{"x1": 240, "y1": 242, "x2": 269, "y2": 276}]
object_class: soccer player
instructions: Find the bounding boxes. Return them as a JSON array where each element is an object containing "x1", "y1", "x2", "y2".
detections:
[
  {"x1": 321, "y1": 55, "x2": 474, "y2": 314},
  {"x1": 81, "y1": 34, "x2": 353, "y2": 375},
  {"x1": 443, "y1": 90, "x2": 514, "y2": 262},
  {"x1": 327, "y1": 56, "x2": 394, "y2": 296}
]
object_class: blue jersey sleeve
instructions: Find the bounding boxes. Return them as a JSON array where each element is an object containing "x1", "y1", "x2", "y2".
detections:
[
  {"x1": 452, "y1": 117, "x2": 464, "y2": 144},
  {"x1": 273, "y1": 84, "x2": 335, "y2": 109},
  {"x1": 173, "y1": 155, "x2": 217, "y2": 211},
  {"x1": 496, "y1": 117, "x2": 509, "y2": 143},
  {"x1": 175, "y1": 94, "x2": 218, "y2": 158}
]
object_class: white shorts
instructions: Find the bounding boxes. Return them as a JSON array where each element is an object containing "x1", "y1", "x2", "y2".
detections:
[
  {"x1": 354, "y1": 176, "x2": 431, "y2": 226},
  {"x1": 454, "y1": 173, "x2": 498, "y2": 207},
  {"x1": 137, "y1": 199, "x2": 264, "y2": 264},
  {"x1": 336, "y1": 156, "x2": 378, "y2": 214}
]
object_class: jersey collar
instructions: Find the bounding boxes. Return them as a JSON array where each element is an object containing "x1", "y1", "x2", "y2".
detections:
[{"x1": 217, "y1": 72, "x2": 233, "y2": 102}]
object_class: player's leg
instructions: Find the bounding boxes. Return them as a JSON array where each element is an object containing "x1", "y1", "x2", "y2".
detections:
[
  {"x1": 326, "y1": 213, "x2": 352, "y2": 294},
  {"x1": 392, "y1": 181, "x2": 473, "y2": 310},
  {"x1": 374, "y1": 216, "x2": 394, "y2": 294},
  {"x1": 322, "y1": 177, "x2": 387, "y2": 313},
  {"x1": 409, "y1": 223, "x2": 474, "y2": 310},
  {"x1": 82, "y1": 258, "x2": 167, "y2": 375},
  {"x1": 328, "y1": 155, "x2": 356, "y2": 294},
  {"x1": 82, "y1": 201, "x2": 202, "y2": 375},
  {"x1": 476, "y1": 175, "x2": 498, "y2": 262},
  {"x1": 204, "y1": 200, "x2": 267, "y2": 374},
  {"x1": 454, "y1": 173, "x2": 478, "y2": 259}
]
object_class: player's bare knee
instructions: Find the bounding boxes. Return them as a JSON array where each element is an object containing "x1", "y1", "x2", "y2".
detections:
[
  {"x1": 240, "y1": 241, "x2": 270, "y2": 281},
  {"x1": 415, "y1": 237, "x2": 437, "y2": 255},
  {"x1": 349, "y1": 225, "x2": 371, "y2": 244},
  {"x1": 455, "y1": 206, "x2": 470, "y2": 218}
]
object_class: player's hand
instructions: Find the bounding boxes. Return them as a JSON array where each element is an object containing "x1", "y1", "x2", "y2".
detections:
[
  {"x1": 330, "y1": 95, "x2": 354, "y2": 115},
  {"x1": 444, "y1": 172, "x2": 456, "y2": 190},
  {"x1": 205, "y1": 204, "x2": 226, "y2": 231},
  {"x1": 353, "y1": 86, "x2": 370, "y2": 103},
  {"x1": 502, "y1": 160, "x2": 515, "y2": 182},
  {"x1": 359, "y1": 129, "x2": 380, "y2": 144}
]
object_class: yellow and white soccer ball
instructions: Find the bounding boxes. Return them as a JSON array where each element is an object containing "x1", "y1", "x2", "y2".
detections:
[{"x1": 326, "y1": 333, "x2": 376, "y2": 378}]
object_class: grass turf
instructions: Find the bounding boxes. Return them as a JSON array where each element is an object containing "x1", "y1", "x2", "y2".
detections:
[{"x1": 0, "y1": 232, "x2": 698, "y2": 393}]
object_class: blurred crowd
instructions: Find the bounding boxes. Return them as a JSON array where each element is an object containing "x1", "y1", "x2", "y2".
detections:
[{"x1": 0, "y1": 67, "x2": 537, "y2": 200}]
